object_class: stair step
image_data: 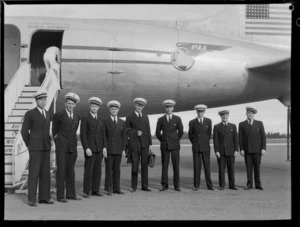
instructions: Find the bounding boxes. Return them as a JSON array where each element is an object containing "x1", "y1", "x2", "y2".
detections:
[
  {"x1": 18, "y1": 97, "x2": 34, "y2": 102},
  {"x1": 5, "y1": 122, "x2": 22, "y2": 130},
  {"x1": 5, "y1": 130, "x2": 19, "y2": 138},
  {"x1": 11, "y1": 109, "x2": 29, "y2": 115},
  {"x1": 23, "y1": 86, "x2": 40, "y2": 92},
  {"x1": 5, "y1": 175, "x2": 13, "y2": 185},
  {"x1": 5, "y1": 164, "x2": 13, "y2": 173},
  {"x1": 20, "y1": 91, "x2": 36, "y2": 97},
  {"x1": 15, "y1": 102, "x2": 33, "y2": 109},
  {"x1": 5, "y1": 147, "x2": 14, "y2": 154},
  {"x1": 7, "y1": 115, "x2": 24, "y2": 122},
  {"x1": 5, "y1": 138, "x2": 15, "y2": 146}
]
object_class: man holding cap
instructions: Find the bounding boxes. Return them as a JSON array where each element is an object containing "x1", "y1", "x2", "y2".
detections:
[
  {"x1": 126, "y1": 97, "x2": 152, "y2": 192},
  {"x1": 155, "y1": 99, "x2": 183, "y2": 191},
  {"x1": 52, "y1": 92, "x2": 82, "y2": 202},
  {"x1": 21, "y1": 90, "x2": 54, "y2": 206},
  {"x1": 80, "y1": 97, "x2": 106, "y2": 198},
  {"x1": 188, "y1": 104, "x2": 214, "y2": 191},
  {"x1": 239, "y1": 106, "x2": 266, "y2": 190},
  {"x1": 104, "y1": 100, "x2": 126, "y2": 196},
  {"x1": 213, "y1": 110, "x2": 238, "y2": 190}
]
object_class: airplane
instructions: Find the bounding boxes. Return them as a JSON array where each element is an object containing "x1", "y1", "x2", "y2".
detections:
[
  {"x1": 4, "y1": 4, "x2": 291, "y2": 189},
  {"x1": 4, "y1": 4, "x2": 291, "y2": 118}
]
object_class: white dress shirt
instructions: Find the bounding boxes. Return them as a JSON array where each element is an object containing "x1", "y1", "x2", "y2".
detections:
[
  {"x1": 66, "y1": 109, "x2": 73, "y2": 119},
  {"x1": 90, "y1": 112, "x2": 97, "y2": 119},
  {"x1": 37, "y1": 106, "x2": 46, "y2": 118},
  {"x1": 197, "y1": 117, "x2": 204, "y2": 123},
  {"x1": 166, "y1": 114, "x2": 172, "y2": 122},
  {"x1": 111, "y1": 115, "x2": 117, "y2": 123},
  {"x1": 135, "y1": 111, "x2": 142, "y2": 118}
]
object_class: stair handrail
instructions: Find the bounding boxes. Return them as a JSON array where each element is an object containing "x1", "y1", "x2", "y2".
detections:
[
  {"x1": 4, "y1": 61, "x2": 31, "y2": 122},
  {"x1": 9, "y1": 67, "x2": 61, "y2": 186}
]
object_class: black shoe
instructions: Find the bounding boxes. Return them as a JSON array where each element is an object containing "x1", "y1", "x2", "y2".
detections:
[
  {"x1": 159, "y1": 186, "x2": 168, "y2": 191},
  {"x1": 67, "y1": 196, "x2": 82, "y2": 200},
  {"x1": 57, "y1": 198, "x2": 68, "y2": 203},
  {"x1": 107, "y1": 191, "x2": 112, "y2": 196},
  {"x1": 28, "y1": 201, "x2": 37, "y2": 207},
  {"x1": 130, "y1": 188, "x2": 136, "y2": 193},
  {"x1": 113, "y1": 191, "x2": 125, "y2": 194},
  {"x1": 229, "y1": 186, "x2": 238, "y2": 190},
  {"x1": 193, "y1": 187, "x2": 199, "y2": 191},
  {"x1": 39, "y1": 199, "x2": 54, "y2": 204},
  {"x1": 91, "y1": 192, "x2": 103, "y2": 196},
  {"x1": 255, "y1": 186, "x2": 264, "y2": 190},
  {"x1": 218, "y1": 187, "x2": 225, "y2": 191},
  {"x1": 208, "y1": 187, "x2": 215, "y2": 191},
  {"x1": 244, "y1": 186, "x2": 252, "y2": 190},
  {"x1": 142, "y1": 188, "x2": 151, "y2": 192},
  {"x1": 175, "y1": 187, "x2": 182, "y2": 191},
  {"x1": 83, "y1": 193, "x2": 90, "y2": 198}
]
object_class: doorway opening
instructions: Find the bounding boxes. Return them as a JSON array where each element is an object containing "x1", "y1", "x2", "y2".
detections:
[
  {"x1": 4, "y1": 24, "x2": 21, "y2": 88},
  {"x1": 29, "y1": 30, "x2": 63, "y2": 85}
]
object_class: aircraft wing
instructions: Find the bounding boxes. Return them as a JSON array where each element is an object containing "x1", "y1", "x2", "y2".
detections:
[{"x1": 245, "y1": 57, "x2": 290, "y2": 76}]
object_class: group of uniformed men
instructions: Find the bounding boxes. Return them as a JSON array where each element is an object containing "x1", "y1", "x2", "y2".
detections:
[{"x1": 21, "y1": 90, "x2": 266, "y2": 207}]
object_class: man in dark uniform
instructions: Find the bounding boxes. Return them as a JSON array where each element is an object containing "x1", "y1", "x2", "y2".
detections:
[
  {"x1": 52, "y1": 92, "x2": 82, "y2": 202},
  {"x1": 188, "y1": 104, "x2": 214, "y2": 191},
  {"x1": 155, "y1": 99, "x2": 184, "y2": 191},
  {"x1": 21, "y1": 90, "x2": 54, "y2": 206},
  {"x1": 80, "y1": 97, "x2": 106, "y2": 198},
  {"x1": 104, "y1": 100, "x2": 127, "y2": 196},
  {"x1": 239, "y1": 106, "x2": 266, "y2": 190},
  {"x1": 126, "y1": 97, "x2": 152, "y2": 192},
  {"x1": 213, "y1": 109, "x2": 238, "y2": 190}
]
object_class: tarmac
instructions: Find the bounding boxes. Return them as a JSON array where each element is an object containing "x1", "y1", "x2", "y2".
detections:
[{"x1": 4, "y1": 140, "x2": 291, "y2": 220}]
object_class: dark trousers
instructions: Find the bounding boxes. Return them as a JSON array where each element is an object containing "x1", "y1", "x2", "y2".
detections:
[
  {"x1": 83, "y1": 152, "x2": 102, "y2": 194},
  {"x1": 161, "y1": 149, "x2": 180, "y2": 188},
  {"x1": 28, "y1": 150, "x2": 51, "y2": 203},
  {"x1": 105, "y1": 154, "x2": 122, "y2": 192},
  {"x1": 56, "y1": 151, "x2": 77, "y2": 199},
  {"x1": 244, "y1": 153, "x2": 262, "y2": 188},
  {"x1": 131, "y1": 142, "x2": 149, "y2": 189},
  {"x1": 193, "y1": 151, "x2": 213, "y2": 189},
  {"x1": 217, "y1": 155, "x2": 235, "y2": 188}
]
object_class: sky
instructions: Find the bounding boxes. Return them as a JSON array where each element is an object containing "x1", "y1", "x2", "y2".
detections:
[
  {"x1": 147, "y1": 99, "x2": 289, "y2": 134},
  {"x1": 4, "y1": 4, "x2": 291, "y2": 134}
]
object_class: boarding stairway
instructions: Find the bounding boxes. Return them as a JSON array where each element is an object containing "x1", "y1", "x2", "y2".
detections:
[{"x1": 4, "y1": 61, "x2": 61, "y2": 192}]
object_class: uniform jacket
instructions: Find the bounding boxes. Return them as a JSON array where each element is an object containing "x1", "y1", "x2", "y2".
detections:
[
  {"x1": 188, "y1": 117, "x2": 212, "y2": 152},
  {"x1": 238, "y1": 120, "x2": 266, "y2": 154},
  {"x1": 125, "y1": 112, "x2": 152, "y2": 149},
  {"x1": 155, "y1": 114, "x2": 184, "y2": 150},
  {"x1": 80, "y1": 113, "x2": 106, "y2": 153},
  {"x1": 104, "y1": 117, "x2": 127, "y2": 155},
  {"x1": 52, "y1": 110, "x2": 80, "y2": 153},
  {"x1": 213, "y1": 122, "x2": 238, "y2": 156},
  {"x1": 21, "y1": 107, "x2": 51, "y2": 151}
]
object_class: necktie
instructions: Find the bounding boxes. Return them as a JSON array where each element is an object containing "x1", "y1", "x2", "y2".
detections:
[
  {"x1": 114, "y1": 117, "x2": 117, "y2": 124},
  {"x1": 138, "y1": 113, "x2": 141, "y2": 119},
  {"x1": 42, "y1": 110, "x2": 46, "y2": 119},
  {"x1": 200, "y1": 118, "x2": 203, "y2": 125},
  {"x1": 248, "y1": 120, "x2": 251, "y2": 126},
  {"x1": 69, "y1": 112, "x2": 73, "y2": 120},
  {"x1": 95, "y1": 115, "x2": 97, "y2": 120}
]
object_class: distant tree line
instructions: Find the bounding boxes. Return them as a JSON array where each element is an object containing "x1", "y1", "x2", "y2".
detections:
[
  {"x1": 265, "y1": 132, "x2": 288, "y2": 139},
  {"x1": 151, "y1": 131, "x2": 288, "y2": 139}
]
